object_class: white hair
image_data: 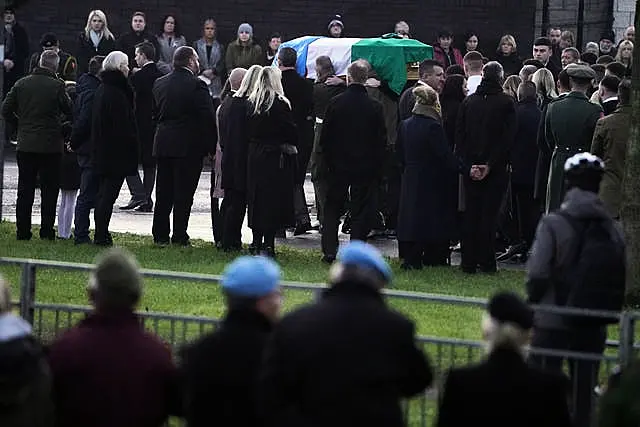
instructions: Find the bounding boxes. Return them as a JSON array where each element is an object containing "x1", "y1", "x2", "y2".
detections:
[
  {"x1": 234, "y1": 64, "x2": 263, "y2": 98},
  {"x1": 84, "y1": 10, "x2": 115, "y2": 40},
  {"x1": 102, "y1": 51, "x2": 129, "y2": 72},
  {"x1": 247, "y1": 66, "x2": 291, "y2": 115},
  {"x1": 0, "y1": 274, "x2": 11, "y2": 313},
  {"x1": 481, "y1": 313, "x2": 530, "y2": 357}
]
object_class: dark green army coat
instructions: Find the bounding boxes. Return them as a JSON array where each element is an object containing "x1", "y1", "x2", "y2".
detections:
[
  {"x1": 590, "y1": 105, "x2": 630, "y2": 218},
  {"x1": 542, "y1": 91, "x2": 603, "y2": 212},
  {"x1": 1, "y1": 67, "x2": 73, "y2": 153}
]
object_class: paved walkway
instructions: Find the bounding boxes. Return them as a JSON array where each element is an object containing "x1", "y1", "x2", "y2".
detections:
[{"x1": 1, "y1": 157, "x2": 400, "y2": 257}]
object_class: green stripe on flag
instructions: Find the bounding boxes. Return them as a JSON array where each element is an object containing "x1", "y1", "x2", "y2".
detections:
[{"x1": 351, "y1": 38, "x2": 433, "y2": 94}]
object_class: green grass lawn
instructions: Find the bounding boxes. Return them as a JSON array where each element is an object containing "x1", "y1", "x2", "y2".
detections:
[{"x1": 0, "y1": 220, "x2": 527, "y2": 342}]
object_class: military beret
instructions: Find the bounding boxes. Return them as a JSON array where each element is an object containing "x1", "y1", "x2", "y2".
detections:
[
  {"x1": 40, "y1": 32, "x2": 59, "y2": 49},
  {"x1": 487, "y1": 292, "x2": 534, "y2": 330},
  {"x1": 221, "y1": 256, "x2": 281, "y2": 298},
  {"x1": 566, "y1": 64, "x2": 596, "y2": 80},
  {"x1": 337, "y1": 241, "x2": 392, "y2": 282}
]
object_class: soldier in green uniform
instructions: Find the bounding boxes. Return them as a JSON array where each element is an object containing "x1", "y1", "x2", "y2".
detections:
[
  {"x1": 28, "y1": 33, "x2": 77, "y2": 82},
  {"x1": 542, "y1": 64, "x2": 603, "y2": 213}
]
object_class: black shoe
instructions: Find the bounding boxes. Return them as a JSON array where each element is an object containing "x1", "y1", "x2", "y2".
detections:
[
  {"x1": 154, "y1": 239, "x2": 170, "y2": 247},
  {"x1": 321, "y1": 254, "x2": 336, "y2": 264},
  {"x1": 478, "y1": 265, "x2": 498, "y2": 274},
  {"x1": 461, "y1": 265, "x2": 477, "y2": 274},
  {"x1": 74, "y1": 237, "x2": 92, "y2": 245},
  {"x1": 249, "y1": 243, "x2": 262, "y2": 255},
  {"x1": 171, "y1": 239, "x2": 191, "y2": 247},
  {"x1": 94, "y1": 238, "x2": 113, "y2": 247},
  {"x1": 293, "y1": 222, "x2": 313, "y2": 236},
  {"x1": 135, "y1": 201, "x2": 153, "y2": 212},
  {"x1": 119, "y1": 198, "x2": 145, "y2": 210},
  {"x1": 16, "y1": 233, "x2": 32, "y2": 241},
  {"x1": 40, "y1": 234, "x2": 56, "y2": 241}
]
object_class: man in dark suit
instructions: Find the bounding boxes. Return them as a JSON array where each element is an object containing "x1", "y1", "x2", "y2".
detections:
[
  {"x1": 455, "y1": 61, "x2": 517, "y2": 274},
  {"x1": 398, "y1": 59, "x2": 445, "y2": 121},
  {"x1": 260, "y1": 241, "x2": 432, "y2": 426},
  {"x1": 152, "y1": 46, "x2": 216, "y2": 246},
  {"x1": 128, "y1": 42, "x2": 163, "y2": 212},
  {"x1": 319, "y1": 59, "x2": 387, "y2": 262},
  {"x1": 598, "y1": 75, "x2": 621, "y2": 116},
  {"x1": 278, "y1": 47, "x2": 316, "y2": 235}
]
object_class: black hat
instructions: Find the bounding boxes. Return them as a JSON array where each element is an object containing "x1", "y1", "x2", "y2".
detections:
[
  {"x1": 487, "y1": 292, "x2": 534, "y2": 330},
  {"x1": 600, "y1": 30, "x2": 615, "y2": 42},
  {"x1": 533, "y1": 36, "x2": 552, "y2": 47},
  {"x1": 328, "y1": 14, "x2": 344, "y2": 30},
  {"x1": 40, "y1": 32, "x2": 59, "y2": 49}
]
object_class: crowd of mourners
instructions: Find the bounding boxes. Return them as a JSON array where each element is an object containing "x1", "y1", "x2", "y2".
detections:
[{"x1": 0, "y1": 5, "x2": 636, "y2": 427}]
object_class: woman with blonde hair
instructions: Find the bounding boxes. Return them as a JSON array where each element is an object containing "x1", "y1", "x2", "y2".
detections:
[
  {"x1": 615, "y1": 40, "x2": 633, "y2": 75},
  {"x1": 245, "y1": 67, "x2": 297, "y2": 257},
  {"x1": 531, "y1": 67, "x2": 558, "y2": 110},
  {"x1": 76, "y1": 9, "x2": 116, "y2": 75},
  {"x1": 494, "y1": 34, "x2": 522, "y2": 77},
  {"x1": 502, "y1": 75, "x2": 521, "y2": 101},
  {"x1": 397, "y1": 84, "x2": 473, "y2": 269},
  {"x1": 436, "y1": 292, "x2": 572, "y2": 427}
]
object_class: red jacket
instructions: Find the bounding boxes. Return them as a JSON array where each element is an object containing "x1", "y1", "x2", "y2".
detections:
[
  {"x1": 48, "y1": 312, "x2": 181, "y2": 427},
  {"x1": 433, "y1": 45, "x2": 464, "y2": 68}
]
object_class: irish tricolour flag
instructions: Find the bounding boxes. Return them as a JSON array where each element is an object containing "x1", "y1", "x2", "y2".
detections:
[{"x1": 274, "y1": 35, "x2": 433, "y2": 94}]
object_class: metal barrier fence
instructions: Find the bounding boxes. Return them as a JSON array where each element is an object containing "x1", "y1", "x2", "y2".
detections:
[{"x1": 1, "y1": 257, "x2": 638, "y2": 426}]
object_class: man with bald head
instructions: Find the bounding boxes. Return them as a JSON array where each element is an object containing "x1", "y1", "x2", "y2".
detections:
[{"x1": 319, "y1": 59, "x2": 387, "y2": 262}]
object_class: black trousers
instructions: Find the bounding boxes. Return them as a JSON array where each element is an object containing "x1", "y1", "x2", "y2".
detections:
[
  {"x1": 16, "y1": 151, "x2": 61, "y2": 240},
  {"x1": 512, "y1": 183, "x2": 540, "y2": 248},
  {"x1": 530, "y1": 327, "x2": 607, "y2": 427},
  {"x1": 210, "y1": 169, "x2": 222, "y2": 244},
  {"x1": 222, "y1": 189, "x2": 246, "y2": 250},
  {"x1": 152, "y1": 156, "x2": 203, "y2": 244},
  {"x1": 461, "y1": 171, "x2": 508, "y2": 271},
  {"x1": 321, "y1": 178, "x2": 376, "y2": 257},
  {"x1": 94, "y1": 175, "x2": 124, "y2": 244},
  {"x1": 399, "y1": 240, "x2": 450, "y2": 268}
]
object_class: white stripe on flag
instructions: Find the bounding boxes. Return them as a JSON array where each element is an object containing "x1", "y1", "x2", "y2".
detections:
[{"x1": 305, "y1": 38, "x2": 362, "y2": 80}]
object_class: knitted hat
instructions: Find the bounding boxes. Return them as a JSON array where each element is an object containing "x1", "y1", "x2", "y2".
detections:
[
  {"x1": 328, "y1": 14, "x2": 344, "y2": 30},
  {"x1": 238, "y1": 23, "x2": 253, "y2": 36}
]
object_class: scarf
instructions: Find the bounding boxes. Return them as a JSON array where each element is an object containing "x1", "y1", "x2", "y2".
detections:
[
  {"x1": 412, "y1": 103, "x2": 442, "y2": 121},
  {"x1": 90, "y1": 30, "x2": 102, "y2": 48}
]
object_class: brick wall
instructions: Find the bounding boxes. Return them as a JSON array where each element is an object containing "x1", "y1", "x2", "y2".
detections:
[{"x1": 14, "y1": 0, "x2": 536, "y2": 64}]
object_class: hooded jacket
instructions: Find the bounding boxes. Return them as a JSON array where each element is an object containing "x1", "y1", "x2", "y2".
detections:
[
  {"x1": 0, "y1": 313, "x2": 53, "y2": 427},
  {"x1": 526, "y1": 188, "x2": 624, "y2": 329}
]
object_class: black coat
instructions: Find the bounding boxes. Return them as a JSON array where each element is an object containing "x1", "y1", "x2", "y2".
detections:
[
  {"x1": 246, "y1": 97, "x2": 297, "y2": 231},
  {"x1": 511, "y1": 99, "x2": 542, "y2": 186},
  {"x1": 494, "y1": 53, "x2": 522, "y2": 77},
  {"x1": 131, "y1": 63, "x2": 163, "y2": 167},
  {"x1": 181, "y1": 309, "x2": 273, "y2": 427},
  {"x1": 312, "y1": 80, "x2": 345, "y2": 119},
  {"x1": 3, "y1": 22, "x2": 30, "y2": 91},
  {"x1": 116, "y1": 31, "x2": 161, "y2": 69},
  {"x1": 602, "y1": 98, "x2": 619, "y2": 116},
  {"x1": 397, "y1": 111, "x2": 467, "y2": 244},
  {"x1": 455, "y1": 79, "x2": 517, "y2": 173},
  {"x1": 398, "y1": 82, "x2": 420, "y2": 122},
  {"x1": 219, "y1": 95, "x2": 250, "y2": 191},
  {"x1": 436, "y1": 347, "x2": 572, "y2": 427},
  {"x1": 440, "y1": 96, "x2": 462, "y2": 149},
  {"x1": 260, "y1": 280, "x2": 433, "y2": 427},
  {"x1": 76, "y1": 32, "x2": 116, "y2": 76},
  {"x1": 281, "y1": 69, "x2": 314, "y2": 184},
  {"x1": 153, "y1": 68, "x2": 216, "y2": 158},
  {"x1": 70, "y1": 73, "x2": 101, "y2": 156},
  {"x1": 90, "y1": 70, "x2": 138, "y2": 178},
  {"x1": 319, "y1": 84, "x2": 387, "y2": 185}
]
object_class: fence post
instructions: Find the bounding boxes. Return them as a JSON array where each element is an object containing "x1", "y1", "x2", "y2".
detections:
[
  {"x1": 19, "y1": 262, "x2": 37, "y2": 324},
  {"x1": 619, "y1": 311, "x2": 636, "y2": 367},
  {"x1": 313, "y1": 287, "x2": 324, "y2": 302}
]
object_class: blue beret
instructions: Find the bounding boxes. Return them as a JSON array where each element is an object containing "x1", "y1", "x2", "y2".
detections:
[
  {"x1": 221, "y1": 256, "x2": 281, "y2": 297},
  {"x1": 337, "y1": 241, "x2": 392, "y2": 281}
]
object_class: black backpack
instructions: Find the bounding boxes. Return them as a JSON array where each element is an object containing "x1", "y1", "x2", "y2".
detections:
[{"x1": 556, "y1": 211, "x2": 626, "y2": 325}]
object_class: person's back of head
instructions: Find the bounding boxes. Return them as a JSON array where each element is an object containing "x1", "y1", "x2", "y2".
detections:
[
  {"x1": 564, "y1": 152, "x2": 604, "y2": 194},
  {"x1": 463, "y1": 50, "x2": 483, "y2": 75},
  {"x1": 88, "y1": 55, "x2": 105, "y2": 76},
  {"x1": 228, "y1": 67, "x2": 247, "y2": 91},
  {"x1": 482, "y1": 292, "x2": 534, "y2": 356},
  {"x1": 605, "y1": 61, "x2": 627, "y2": 79},
  {"x1": 482, "y1": 61, "x2": 504, "y2": 84},
  {"x1": 234, "y1": 64, "x2": 263, "y2": 97},
  {"x1": 600, "y1": 75, "x2": 621, "y2": 96},
  {"x1": 557, "y1": 68, "x2": 571, "y2": 93},
  {"x1": 135, "y1": 41, "x2": 156, "y2": 63},
  {"x1": 591, "y1": 64, "x2": 606, "y2": 84},
  {"x1": 596, "y1": 54, "x2": 614, "y2": 65},
  {"x1": 517, "y1": 81, "x2": 537, "y2": 103},
  {"x1": 618, "y1": 78, "x2": 631, "y2": 106},
  {"x1": 173, "y1": 45, "x2": 196, "y2": 70},
  {"x1": 277, "y1": 47, "x2": 297, "y2": 68},
  {"x1": 329, "y1": 241, "x2": 392, "y2": 290},
  {"x1": 445, "y1": 64, "x2": 464, "y2": 77},
  {"x1": 347, "y1": 59, "x2": 370, "y2": 85},
  {"x1": 88, "y1": 248, "x2": 142, "y2": 313},
  {"x1": 39, "y1": 50, "x2": 59, "y2": 73},
  {"x1": 315, "y1": 55, "x2": 335, "y2": 82},
  {"x1": 519, "y1": 64, "x2": 538, "y2": 82},
  {"x1": 581, "y1": 52, "x2": 598, "y2": 65}
]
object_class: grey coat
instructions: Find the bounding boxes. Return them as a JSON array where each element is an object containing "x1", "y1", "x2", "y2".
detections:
[
  {"x1": 194, "y1": 38, "x2": 225, "y2": 98},
  {"x1": 526, "y1": 188, "x2": 623, "y2": 329},
  {"x1": 156, "y1": 34, "x2": 187, "y2": 72}
]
